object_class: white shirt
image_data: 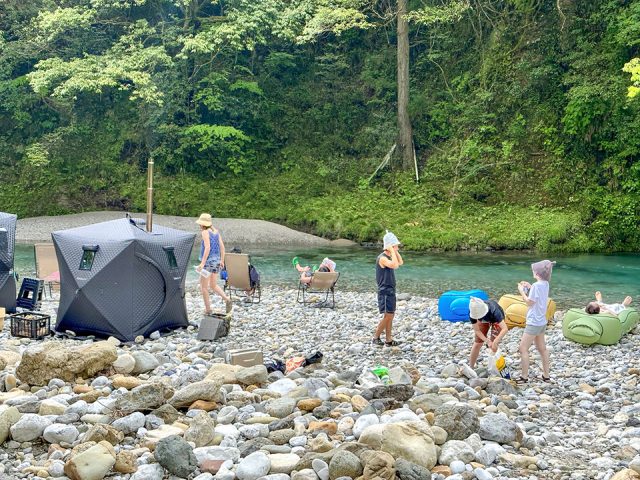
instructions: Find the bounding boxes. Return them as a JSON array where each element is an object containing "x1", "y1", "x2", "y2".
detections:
[{"x1": 526, "y1": 280, "x2": 549, "y2": 326}]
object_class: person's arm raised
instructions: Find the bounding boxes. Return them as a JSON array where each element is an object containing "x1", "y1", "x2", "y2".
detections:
[{"x1": 380, "y1": 247, "x2": 401, "y2": 269}]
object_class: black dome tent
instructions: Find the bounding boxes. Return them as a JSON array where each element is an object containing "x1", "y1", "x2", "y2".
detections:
[
  {"x1": 0, "y1": 212, "x2": 17, "y2": 313},
  {"x1": 52, "y1": 217, "x2": 195, "y2": 341}
]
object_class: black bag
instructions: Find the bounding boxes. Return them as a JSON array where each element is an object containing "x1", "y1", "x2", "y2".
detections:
[
  {"x1": 249, "y1": 265, "x2": 260, "y2": 287},
  {"x1": 264, "y1": 358, "x2": 285, "y2": 373},
  {"x1": 304, "y1": 351, "x2": 323, "y2": 366}
]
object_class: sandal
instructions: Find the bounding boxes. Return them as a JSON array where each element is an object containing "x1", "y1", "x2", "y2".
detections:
[
  {"x1": 292, "y1": 256, "x2": 300, "y2": 267},
  {"x1": 371, "y1": 338, "x2": 384, "y2": 346},
  {"x1": 384, "y1": 340, "x2": 400, "y2": 347},
  {"x1": 541, "y1": 376, "x2": 551, "y2": 383},
  {"x1": 515, "y1": 376, "x2": 529, "y2": 384}
]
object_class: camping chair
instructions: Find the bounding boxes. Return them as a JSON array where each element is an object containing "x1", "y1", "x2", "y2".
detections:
[
  {"x1": 297, "y1": 271, "x2": 340, "y2": 309},
  {"x1": 34, "y1": 243, "x2": 60, "y2": 298},
  {"x1": 223, "y1": 253, "x2": 261, "y2": 304}
]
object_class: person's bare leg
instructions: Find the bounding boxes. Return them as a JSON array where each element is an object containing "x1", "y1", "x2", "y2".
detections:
[
  {"x1": 534, "y1": 334, "x2": 550, "y2": 378},
  {"x1": 374, "y1": 314, "x2": 388, "y2": 339},
  {"x1": 200, "y1": 275, "x2": 212, "y2": 314},
  {"x1": 595, "y1": 291, "x2": 603, "y2": 302},
  {"x1": 385, "y1": 313, "x2": 395, "y2": 342},
  {"x1": 210, "y1": 273, "x2": 230, "y2": 302},
  {"x1": 469, "y1": 342, "x2": 483, "y2": 368},
  {"x1": 519, "y1": 333, "x2": 536, "y2": 379},
  {"x1": 623, "y1": 296, "x2": 633, "y2": 307}
]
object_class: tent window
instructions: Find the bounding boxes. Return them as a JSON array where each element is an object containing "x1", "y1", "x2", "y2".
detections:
[
  {"x1": 163, "y1": 246, "x2": 178, "y2": 270},
  {"x1": 79, "y1": 245, "x2": 99, "y2": 271}
]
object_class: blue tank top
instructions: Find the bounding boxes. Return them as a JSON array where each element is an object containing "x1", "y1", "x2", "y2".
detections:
[
  {"x1": 200, "y1": 229, "x2": 221, "y2": 263},
  {"x1": 376, "y1": 253, "x2": 396, "y2": 294}
]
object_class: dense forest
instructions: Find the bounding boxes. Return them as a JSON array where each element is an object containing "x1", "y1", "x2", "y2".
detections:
[{"x1": 0, "y1": 0, "x2": 639, "y2": 252}]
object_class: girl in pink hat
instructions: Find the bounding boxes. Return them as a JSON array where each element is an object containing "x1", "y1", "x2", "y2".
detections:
[{"x1": 516, "y1": 260, "x2": 556, "y2": 383}]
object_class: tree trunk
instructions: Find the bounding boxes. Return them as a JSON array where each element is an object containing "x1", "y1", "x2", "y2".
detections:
[{"x1": 396, "y1": 0, "x2": 413, "y2": 170}]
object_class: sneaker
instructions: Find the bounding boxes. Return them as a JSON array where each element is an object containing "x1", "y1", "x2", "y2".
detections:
[
  {"x1": 225, "y1": 300, "x2": 233, "y2": 314},
  {"x1": 371, "y1": 338, "x2": 384, "y2": 346}
]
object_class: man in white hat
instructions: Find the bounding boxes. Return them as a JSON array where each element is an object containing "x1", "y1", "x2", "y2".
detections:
[
  {"x1": 372, "y1": 231, "x2": 404, "y2": 347},
  {"x1": 468, "y1": 296, "x2": 508, "y2": 368}
]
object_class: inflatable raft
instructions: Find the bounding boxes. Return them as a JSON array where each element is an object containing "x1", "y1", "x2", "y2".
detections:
[
  {"x1": 498, "y1": 294, "x2": 556, "y2": 329},
  {"x1": 438, "y1": 289, "x2": 489, "y2": 322},
  {"x1": 563, "y1": 307, "x2": 638, "y2": 345}
]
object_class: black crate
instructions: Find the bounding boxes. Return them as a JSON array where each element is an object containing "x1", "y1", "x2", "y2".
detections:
[{"x1": 10, "y1": 312, "x2": 51, "y2": 339}]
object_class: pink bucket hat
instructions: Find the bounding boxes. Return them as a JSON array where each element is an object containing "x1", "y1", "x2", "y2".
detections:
[{"x1": 531, "y1": 260, "x2": 556, "y2": 281}]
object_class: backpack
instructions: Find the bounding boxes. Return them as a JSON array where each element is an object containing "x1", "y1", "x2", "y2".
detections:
[{"x1": 249, "y1": 265, "x2": 260, "y2": 287}]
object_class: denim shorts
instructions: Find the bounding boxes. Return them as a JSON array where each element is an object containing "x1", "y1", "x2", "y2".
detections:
[
  {"x1": 204, "y1": 260, "x2": 221, "y2": 274},
  {"x1": 524, "y1": 323, "x2": 546, "y2": 336}
]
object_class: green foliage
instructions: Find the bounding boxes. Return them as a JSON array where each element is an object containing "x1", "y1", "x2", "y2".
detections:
[{"x1": 0, "y1": 0, "x2": 638, "y2": 253}]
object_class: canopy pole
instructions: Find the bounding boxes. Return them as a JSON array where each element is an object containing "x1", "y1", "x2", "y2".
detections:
[{"x1": 146, "y1": 158, "x2": 154, "y2": 232}]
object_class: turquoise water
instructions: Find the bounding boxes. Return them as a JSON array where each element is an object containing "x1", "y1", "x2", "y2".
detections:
[{"x1": 13, "y1": 244, "x2": 640, "y2": 308}]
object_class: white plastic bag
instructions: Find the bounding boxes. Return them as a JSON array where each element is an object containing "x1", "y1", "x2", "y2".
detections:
[{"x1": 487, "y1": 349, "x2": 512, "y2": 379}]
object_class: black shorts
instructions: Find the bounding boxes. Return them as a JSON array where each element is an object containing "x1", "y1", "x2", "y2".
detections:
[{"x1": 378, "y1": 292, "x2": 396, "y2": 314}]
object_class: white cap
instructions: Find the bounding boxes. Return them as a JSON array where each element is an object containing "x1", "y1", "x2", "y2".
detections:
[
  {"x1": 469, "y1": 296, "x2": 489, "y2": 320},
  {"x1": 383, "y1": 230, "x2": 400, "y2": 250}
]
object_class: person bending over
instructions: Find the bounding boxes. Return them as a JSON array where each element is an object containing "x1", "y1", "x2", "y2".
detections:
[{"x1": 468, "y1": 296, "x2": 508, "y2": 368}]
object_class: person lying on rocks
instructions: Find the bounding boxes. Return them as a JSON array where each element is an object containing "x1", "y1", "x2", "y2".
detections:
[
  {"x1": 468, "y1": 296, "x2": 509, "y2": 368},
  {"x1": 585, "y1": 291, "x2": 633, "y2": 316},
  {"x1": 293, "y1": 256, "x2": 336, "y2": 285}
]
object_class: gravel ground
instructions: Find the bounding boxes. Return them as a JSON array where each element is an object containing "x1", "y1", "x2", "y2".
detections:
[{"x1": 15, "y1": 212, "x2": 338, "y2": 247}]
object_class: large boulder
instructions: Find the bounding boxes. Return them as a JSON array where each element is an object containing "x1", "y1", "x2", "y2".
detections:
[
  {"x1": 206, "y1": 364, "x2": 241, "y2": 384},
  {"x1": 16, "y1": 342, "x2": 117, "y2": 386},
  {"x1": 434, "y1": 402, "x2": 479, "y2": 440},
  {"x1": 479, "y1": 413, "x2": 522, "y2": 443},
  {"x1": 358, "y1": 421, "x2": 437, "y2": 470}
]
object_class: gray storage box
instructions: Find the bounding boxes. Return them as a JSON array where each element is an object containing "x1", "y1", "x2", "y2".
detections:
[
  {"x1": 225, "y1": 348, "x2": 263, "y2": 367},
  {"x1": 197, "y1": 313, "x2": 230, "y2": 341}
]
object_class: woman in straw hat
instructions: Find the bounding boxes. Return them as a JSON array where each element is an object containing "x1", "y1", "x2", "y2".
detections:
[{"x1": 196, "y1": 213, "x2": 232, "y2": 315}]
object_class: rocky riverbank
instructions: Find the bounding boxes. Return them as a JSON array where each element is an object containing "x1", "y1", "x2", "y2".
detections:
[{"x1": 0, "y1": 288, "x2": 639, "y2": 480}]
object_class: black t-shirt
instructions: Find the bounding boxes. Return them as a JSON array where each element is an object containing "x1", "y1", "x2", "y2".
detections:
[{"x1": 470, "y1": 299, "x2": 505, "y2": 324}]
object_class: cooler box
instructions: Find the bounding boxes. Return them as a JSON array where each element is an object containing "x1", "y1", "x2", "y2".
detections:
[
  {"x1": 438, "y1": 289, "x2": 489, "y2": 322},
  {"x1": 225, "y1": 348, "x2": 263, "y2": 367}
]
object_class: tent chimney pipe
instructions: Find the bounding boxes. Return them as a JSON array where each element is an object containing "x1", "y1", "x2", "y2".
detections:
[{"x1": 146, "y1": 158, "x2": 154, "y2": 232}]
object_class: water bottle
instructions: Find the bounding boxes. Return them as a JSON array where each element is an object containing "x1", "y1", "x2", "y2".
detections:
[
  {"x1": 195, "y1": 266, "x2": 211, "y2": 278},
  {"x1": 380, "y1": 374, "x2": 391, "y2": 385}
]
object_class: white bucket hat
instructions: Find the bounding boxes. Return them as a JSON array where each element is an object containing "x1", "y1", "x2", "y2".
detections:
[
  {"x1": 383, "y1": 230, "x2": 400, "y2": 250},
  {"x1": 469, "y1": 296, "x2": 489, "y2": 320}
]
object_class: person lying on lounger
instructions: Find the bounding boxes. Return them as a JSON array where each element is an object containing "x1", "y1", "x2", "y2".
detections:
[
  {"x1": 293, "y1": 257, "x2": 336, "y2": 284},
  {"x1": 585, "y1": 291, "x2": 633, "y2": 316}
]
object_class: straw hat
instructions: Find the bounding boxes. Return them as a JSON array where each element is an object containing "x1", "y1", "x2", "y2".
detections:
[
  {"x1": 196, "y1": 213, "x2": 212, "y2": 227},
  {"x1": 469, "y1": 296, "x2": 489, "y2": 320}
]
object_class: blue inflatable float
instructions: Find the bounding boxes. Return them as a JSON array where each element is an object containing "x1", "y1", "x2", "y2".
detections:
[{"x1": 438, "y1": 289, "x2": 489, "y2": 322}]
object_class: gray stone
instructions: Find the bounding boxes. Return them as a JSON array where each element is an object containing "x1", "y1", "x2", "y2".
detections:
[
  {"x1": 479, "y1": 413, "x2": 521, "y2": 443},
  {"x1": 10, "y1": 413, "x2": 52, "y2": 442},
  {"x1": 266, "y1": 398, "x2": 296, "y2": 419},
  {"x1": 115, "y1": 382, "x2": 171, "y2": 414},
  {"x1": 237, "y1": 365, "x2": 269, "y2": 385},
  {"x1": 111, "y1": 411, "x2": 145, "y2": 434},
  {"x1": 42, "y1": 423, "x2": 79, "y2": 444},
  {"x1": 154, "y1": 435, "x2": 198, "y2": 477},
  {"x1": 131, "y1": 463, "x2": 165, "y2": 480},
  {"x1": 169, "y1": 379, "x2": 224, "y2": 408},
  {"x1": 237, "y1": 451, "x2": 271, "y2": 480},
  {"x1": 394, "y1": 458, "x2": 432, "y2": 480},
  {"x1": 329, "y1": 450, "x2": 363, "y2": 480},
  {"x1": 439, "y1": 440, "x2": 475, "y2": 465},
  {"x1": 434, "y1": 402, "x2": 479, "y2": 440},
  {"x1": 131, "y1": 351, "x2": 160, "y2": 374}
]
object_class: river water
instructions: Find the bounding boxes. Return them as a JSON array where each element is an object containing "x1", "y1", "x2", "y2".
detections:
[{"x1": 14, "y1": 244, "x2": 640, "y2": 309}]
